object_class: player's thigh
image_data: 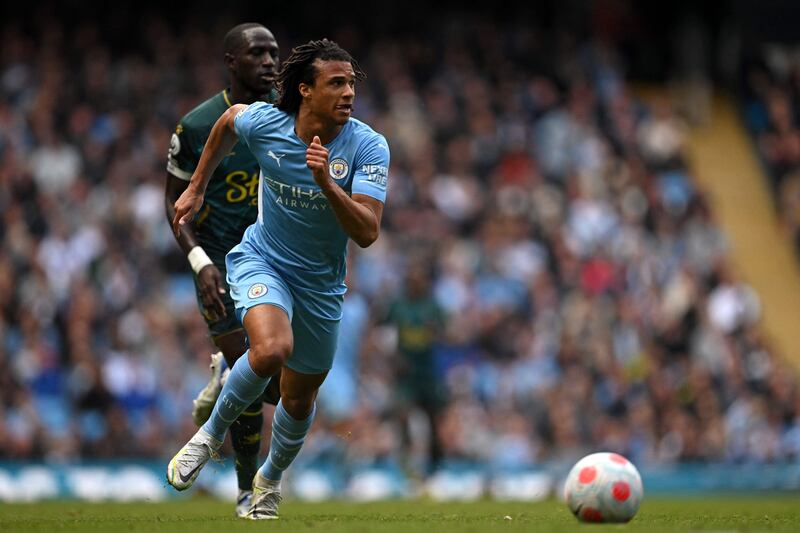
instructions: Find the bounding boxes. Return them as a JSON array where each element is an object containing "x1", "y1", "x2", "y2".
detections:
[
  {"x1": 227, "y1": 245, "x2": 297, "y2": 372},
  {"x1": 227, "y1": 245, "x2": 294, "y2": 313},
  {"x1": 243, "y1": 303, "x2": 293, "y2": 364}
]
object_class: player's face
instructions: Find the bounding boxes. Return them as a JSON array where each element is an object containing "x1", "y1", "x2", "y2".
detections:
[
  {"x1": 308, "y1": 59, "x2": 355, "y2": 125},
  {"x1": 232, "y1": 28, "x2": 279, "y2": 95}
]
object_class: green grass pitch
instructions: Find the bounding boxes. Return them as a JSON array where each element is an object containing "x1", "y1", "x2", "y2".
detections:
[{"x1": 1, "y1": 497, "x2": 798, "y2": 532}]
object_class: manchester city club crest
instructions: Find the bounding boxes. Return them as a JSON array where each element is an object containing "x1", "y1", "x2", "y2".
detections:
[
  {"x1": 247, "y1": 283, "x2": 268, "y2": 299},
  {"x1": 329, "y1": 158, "x2": 349, "y2": 181}
]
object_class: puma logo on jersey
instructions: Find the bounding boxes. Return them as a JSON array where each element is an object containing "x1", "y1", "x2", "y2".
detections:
[{"x1": 268, "y1": 150, "x2": 286, "y2": 167}]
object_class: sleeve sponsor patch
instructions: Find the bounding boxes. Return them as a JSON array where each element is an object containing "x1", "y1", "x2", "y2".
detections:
[{"x1": 360, "y1": 164, "x2": 388, "y2": 186}]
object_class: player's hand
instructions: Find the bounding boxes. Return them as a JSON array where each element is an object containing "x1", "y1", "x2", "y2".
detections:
[
  {"x1": 306, "y1": 136, "x2": 332, "y2": 188},
  {"x1": 197, "y1": 264, "x2": 227, "y2": 320},
  {"x1": 172, "y1": 185, "x2": 204, "y2": 237}
]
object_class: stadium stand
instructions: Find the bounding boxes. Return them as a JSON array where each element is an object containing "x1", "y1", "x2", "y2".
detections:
[
  {"x1": 2, "y1": 6, "x2": 799, "y2": 482},
  {"x1": 740, "y1": 48, "x2": 800, "y2": 260}
]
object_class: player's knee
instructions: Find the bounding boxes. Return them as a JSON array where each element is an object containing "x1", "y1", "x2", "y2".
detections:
[
  {"x1": 281, "y1": 395, "x2": 315, "y2": 420},
  {"x1": 248, "y1": 337, "x2": 291, "y2": 376}
]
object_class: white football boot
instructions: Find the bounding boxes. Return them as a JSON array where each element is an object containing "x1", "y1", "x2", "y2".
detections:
[
  {"x1": 245, "y1": 473, "x2": 282, "y2": 520},
  {"x1": 166, "y1": 428, "x2": 222, "y2": 491}
]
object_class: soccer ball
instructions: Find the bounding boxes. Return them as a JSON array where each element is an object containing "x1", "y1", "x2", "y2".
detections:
[{"x1": 563, "y1": 452, "x2": 643, "y2": 523}]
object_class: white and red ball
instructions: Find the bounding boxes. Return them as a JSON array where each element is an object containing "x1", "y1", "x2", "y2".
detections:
[{"x1": 563, "y1": 452, "x2": 643, "y2": 523}]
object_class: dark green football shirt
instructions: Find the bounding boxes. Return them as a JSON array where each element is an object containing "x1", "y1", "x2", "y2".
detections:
[
  {"x1": 387, "y1": 295, "x2": 445, "y2": 407},
  {"x1": 167, "y1": 89, "x2": 277, "y2": 266}
]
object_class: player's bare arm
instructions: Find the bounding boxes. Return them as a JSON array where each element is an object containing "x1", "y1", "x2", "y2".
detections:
[
  {"x1": 172, "y1": 104, "x2": 247, "y2": 236},
  {"x1": 165, "y1": 174, "x2": 227, "y2": 319},
  {"x1": 306, "y1": 135, "x2": 383, "y2": 248},
  {"x1": 165, "y1": 174, "x2": 200, "y2": 253}
]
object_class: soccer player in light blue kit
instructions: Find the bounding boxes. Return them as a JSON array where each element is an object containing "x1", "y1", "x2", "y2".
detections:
[{"x1": 166, "y1": 39, "x2": 389, "y2": 520}]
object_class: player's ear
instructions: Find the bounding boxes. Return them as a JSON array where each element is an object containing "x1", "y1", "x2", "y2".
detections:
[
  {"x1": 224, "y1": 52, "x2": 236, "y2": 72},
  {"x1": 299, "y1": 82, "x2": 313, "y2": 99}
]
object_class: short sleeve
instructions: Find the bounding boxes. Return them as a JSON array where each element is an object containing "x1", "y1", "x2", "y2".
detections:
[
  {"x1": 233, "y1": 101, "x2": 271, "y2": 148},
  {"x1": 166, "y1": 122, "x2": 199, "y2": 180},
  {"x1": 352, "y1": 135, "x2": 390, "y2": 203}
]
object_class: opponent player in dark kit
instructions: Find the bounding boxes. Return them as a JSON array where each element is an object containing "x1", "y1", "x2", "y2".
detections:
[{"x1": 164, "y1": 22, "x2": 281, "y2": 517}]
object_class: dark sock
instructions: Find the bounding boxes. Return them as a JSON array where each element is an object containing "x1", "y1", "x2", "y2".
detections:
[{"x1": 229, "y1": 399, "x2": 263, "y2": 491}]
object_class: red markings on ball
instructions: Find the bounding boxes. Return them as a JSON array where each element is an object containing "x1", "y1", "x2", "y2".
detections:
[
  {"x1": 578, "y1": 466, "x2": 597, "y2": 484},
  {"x1": 612, "y1": 481, "x2": 630, "y2": 501},
  {"x1": 582, "y1": 508, "x2": 603, "y2": 522},
  {"x1": 609, "y1": 453, "x2": 628, "y2": 465}
]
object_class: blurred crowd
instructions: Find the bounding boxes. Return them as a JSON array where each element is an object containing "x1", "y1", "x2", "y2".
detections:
[
  {"x1": 2, "y1": 9, "x2": 799, "y2": 477},
  {"x1": 740, "y1": 47, "x2": 800, "y2": 259}
]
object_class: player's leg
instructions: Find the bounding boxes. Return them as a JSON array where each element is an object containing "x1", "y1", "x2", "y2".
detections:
[
  {"x1": 246, "y1": 305, "x2": 339, "y2": 520},
  {"x1": 190, "y1": 275, "x2": 268, "y2": 515},
  {"x1": 188, "y1": 273, "x2": 238, "y2": 428},
  {"x1": 167, "y1": 245, "x2": 295, "y2": 492},
  {"x1": 247, "y1": 368, "x2": 326, "y2": 520},
  {"x1": 216, "y1": 330, "x2": 267, "y2": 406},
  {"x1": 214, "y1": 329, "x2": 264, "y2": 517},
  {"x1": 263, "y1": 368, "x2": 327, "y2": 475},
  {"x1": 166, "y1": 304, "x2": 291, "y2": 491},
  {"x1": 202, "y1": 304, "x2": 291, "y2": 442},
  {"x1": 192, "y1": 339, "x2": 282, "y2": 425}
]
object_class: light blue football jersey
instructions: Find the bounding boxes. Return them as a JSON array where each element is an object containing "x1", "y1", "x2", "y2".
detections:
[{"x1": 233, "y1": 102, "x2": 390, "y2": 301}]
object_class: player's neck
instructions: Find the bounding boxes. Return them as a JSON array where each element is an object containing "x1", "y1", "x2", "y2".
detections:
[
  {"x1": 227, "y1": 84, "x2": 272, "y2": 106},
  {"x1": 294, "y1": 109, "x2": 343, "y2": 146}
]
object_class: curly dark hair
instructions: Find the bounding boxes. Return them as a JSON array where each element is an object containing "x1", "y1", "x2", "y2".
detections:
[{"x1": 276, "y1": 39, "x2": 365, "y2": 114}]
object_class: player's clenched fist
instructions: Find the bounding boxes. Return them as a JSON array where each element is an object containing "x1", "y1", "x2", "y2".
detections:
[{"x1": 306, "y1": 135, "x2": 331, "y2": 187}]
